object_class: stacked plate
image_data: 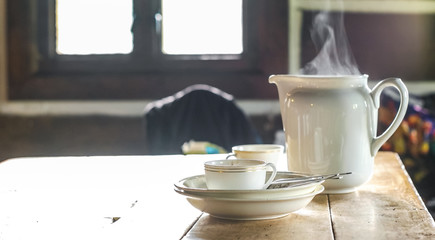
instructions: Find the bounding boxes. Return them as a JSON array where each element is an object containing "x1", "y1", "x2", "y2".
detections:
[{"x1": 174, "y1": 172, "x2": 324, "y2": 220}]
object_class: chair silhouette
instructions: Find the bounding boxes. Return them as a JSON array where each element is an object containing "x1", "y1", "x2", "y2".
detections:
[{"x1": 144, "y1": 84, "x2": 262, "y2": 154}]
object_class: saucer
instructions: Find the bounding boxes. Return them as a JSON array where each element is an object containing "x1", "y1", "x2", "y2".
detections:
[
  {"x1": 175, "y1": 185, "x2": 324, "y2": 220},
  {"x1": 174, "y1": 172, "x2": 323, "y2": 199}
]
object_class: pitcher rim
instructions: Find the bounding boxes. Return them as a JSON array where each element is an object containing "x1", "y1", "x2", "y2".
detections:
[
  {"x1": 268, "y1": 74, "x2": 369, "y2": 88},
  {"x1": 269, "y1": 74, "x2": 368, "y2": 79}
]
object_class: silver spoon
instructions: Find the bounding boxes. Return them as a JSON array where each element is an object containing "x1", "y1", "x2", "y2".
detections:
[{"x1": 267, "y1": 172, "x2": 352, "y2": 189}]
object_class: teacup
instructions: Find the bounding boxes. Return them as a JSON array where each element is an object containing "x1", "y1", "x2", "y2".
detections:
[
  {"x1": 226, "y1": 144, "x2": 284, "y2": 166},
  {"x1": 204, "y1": 159, "x2": 277, "y2": 190}
]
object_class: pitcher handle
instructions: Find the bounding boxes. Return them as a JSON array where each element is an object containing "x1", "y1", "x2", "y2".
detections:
[{"x1": 370, "y1": 78, "x2": 409, "y2": 156}]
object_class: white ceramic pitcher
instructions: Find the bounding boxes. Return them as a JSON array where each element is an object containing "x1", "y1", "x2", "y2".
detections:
[{"x1": 269, "y1": 75, "x2": 409, "y2": 193}]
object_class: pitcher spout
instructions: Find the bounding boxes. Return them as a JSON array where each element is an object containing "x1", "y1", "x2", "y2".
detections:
[
  {"x1": 268, "y1": 75, "x2": 301, "y2": 110},
  {"x1": 268, "y1": 74, "x2": 294, "y2": 100},
  {"x1": 268, "y1": 74, "x2": 279, "y2": 84},
  {"x1": 268, "y1": 74, "x2": 294, "y2": 88}
]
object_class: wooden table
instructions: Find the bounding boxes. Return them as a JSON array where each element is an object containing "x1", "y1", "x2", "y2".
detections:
[{"x1": 0, "y1": 152, "x2": 433, "y2": 239}]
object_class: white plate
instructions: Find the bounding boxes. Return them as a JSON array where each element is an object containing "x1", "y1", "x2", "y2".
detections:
[
  {"x1": 175, "y1": 185, "x2": 324, "y2": 220},
  {"x1": 174, "y1": 172, "x2": 323, "y2": 199}
]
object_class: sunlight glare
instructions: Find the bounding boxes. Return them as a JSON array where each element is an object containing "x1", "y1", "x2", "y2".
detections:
[
  {"x1": 161, "y1": 0, "x2": 243, "y2": 55},
  {"x1": 56, "y1": 0, "x2": 133, "y2": 55}
]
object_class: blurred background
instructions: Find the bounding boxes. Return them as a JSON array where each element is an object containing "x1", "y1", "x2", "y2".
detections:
[{"x1": 1, "y1": 0, "x2": 434, "y2": 216}]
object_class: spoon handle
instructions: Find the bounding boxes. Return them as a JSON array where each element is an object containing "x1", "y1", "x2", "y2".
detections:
[
  {"x1": 270, "y1": 172, "x2": 352, "y2": 185},
  {"x1": 267, "y1": 179, "x2": 325, "y2": 189}
]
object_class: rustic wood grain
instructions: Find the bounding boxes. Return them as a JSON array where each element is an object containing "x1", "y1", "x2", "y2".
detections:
[
  {"x1": 329, "y1": 152, "x2": 435, "y2": 239},
  {"x1": 0, "y1": 152, "x2": 433, "y2": 239},
  {"x1": 183, "y1": 152, "x2": 435, "y2": 240},
  {"x1": 183, "y1": 195, "x2": 333, "y2": 240}
]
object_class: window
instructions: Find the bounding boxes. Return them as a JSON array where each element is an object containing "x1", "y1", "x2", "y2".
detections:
[
  {"x1": 6, "y1": 0, "x2": 288, "y2": 99},
  {"x1": 56, "y1": 0, "x2": 134, "y2": 55},
  {"x1": 161, "y1": 0, "x2": 243, "y2": 55}
]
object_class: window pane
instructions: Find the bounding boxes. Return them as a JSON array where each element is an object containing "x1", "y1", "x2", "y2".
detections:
[
  {"x1": 161, "y1": 0, "x2": 243, "y2": 55},
  {"x1": 56, "y1": 0, "x2": 133, "y2": 55}
]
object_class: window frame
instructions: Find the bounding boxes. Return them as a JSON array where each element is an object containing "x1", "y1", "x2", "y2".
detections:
[{"x1": 6, "y1": 0, "x2": 288, "y2": 100}]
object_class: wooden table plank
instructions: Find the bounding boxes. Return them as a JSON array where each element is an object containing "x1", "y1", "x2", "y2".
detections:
[
  {"x1": 183, "y1": 194, "x2": 333, "y2": 240},
  {"x1": 182, "y1": 152, "x2": 435, "y2": 240},
  {"x1": 0, "y1": 152, "x2": 433, "y2": 239},
  {"x1": 0, "y1": 155, "x2": 213, "y2": 240},
  {"x1": 329, "y1": 152, "x2": 435, "y2": 239}
]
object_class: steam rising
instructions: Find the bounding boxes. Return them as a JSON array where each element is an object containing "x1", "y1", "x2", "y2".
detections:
[{"x1": 300, "y1": 12, "x2": 360, "y2": 75}]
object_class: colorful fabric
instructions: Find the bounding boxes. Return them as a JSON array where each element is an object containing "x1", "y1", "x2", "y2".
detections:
[{"x1": 379, "y1": 90, "x2": 435, "y2": 202}]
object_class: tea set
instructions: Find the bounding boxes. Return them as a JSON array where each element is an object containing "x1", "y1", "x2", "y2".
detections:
[
  {"x1": 175, "y1": 143, "x2": 347, "y2": 220},
  {"x1": 175, "y1": 75, "x2": 409, "y2": 220}
]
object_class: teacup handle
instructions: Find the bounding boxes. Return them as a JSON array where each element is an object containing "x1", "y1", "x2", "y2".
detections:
[
  {"x1": 370, "y1": 78, "x2": 409, "y2": 156},
  {"x1": 225, "y1": 153, "x2": 236, "y2": 159},
  {"x1": 263, "y1": 163, "x2": 278, "y2": 189}
]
